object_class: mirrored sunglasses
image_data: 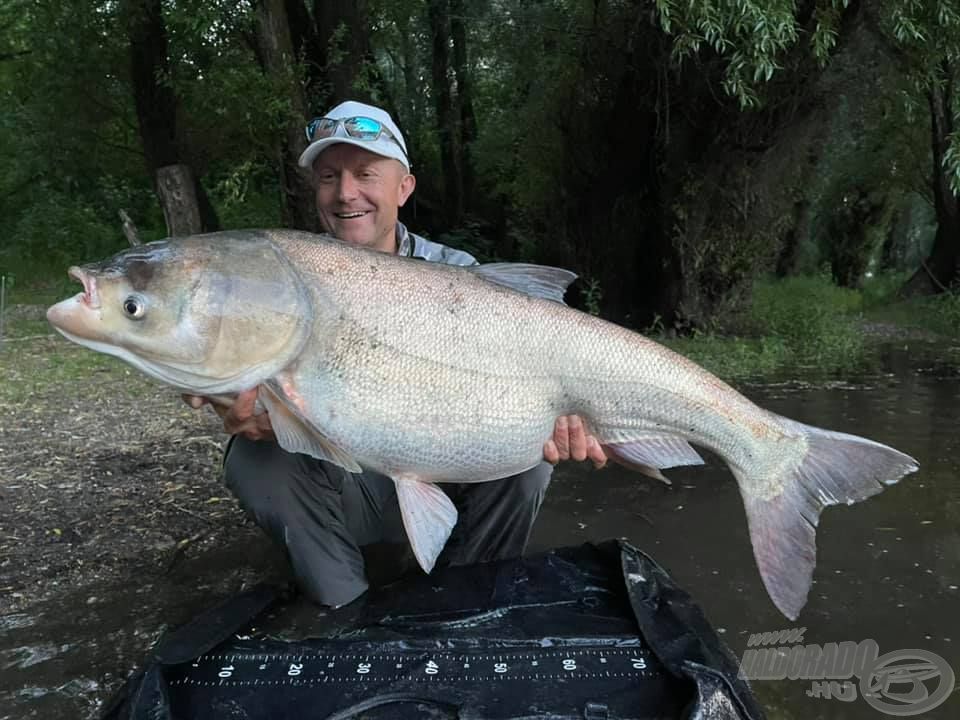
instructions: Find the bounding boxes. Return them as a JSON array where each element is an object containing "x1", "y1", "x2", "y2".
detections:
[{"x1": 305, "y1": 116, "x2": 406, "y2": 158}]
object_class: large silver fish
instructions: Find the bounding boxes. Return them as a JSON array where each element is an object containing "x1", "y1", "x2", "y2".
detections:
[{"x1": 46, "y1": 230, "x2": 918, "y2": 619}]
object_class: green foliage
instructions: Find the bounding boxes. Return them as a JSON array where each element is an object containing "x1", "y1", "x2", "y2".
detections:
[
  {"x1": 3, "y1": 191, "x2": 128, "y2": 279},
  {"x1": 208, "y1": 162, "x2": 284, "y2": 229},
  {"x1": 662, "y1": 332, "x2": 789, "y2": 381},
  {"x1": 671, "y1": 170, "x2": 788, "y2": 326},
  {"x1": 655, "y1": 0, "x2": 804, "y2": 107},
  {"x1": 581, "y1": 278, "x2": 603, "y2": 317}
]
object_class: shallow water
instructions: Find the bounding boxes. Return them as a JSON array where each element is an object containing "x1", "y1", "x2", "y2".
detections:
[{"x1": 2, "y1": 341, "x2": 958, "y2": 719}]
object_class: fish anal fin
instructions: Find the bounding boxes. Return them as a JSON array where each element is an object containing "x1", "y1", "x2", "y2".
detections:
[
  {"x1": 394, "y1": 475, "x2": 458, "y2": 573},
  {"x1": 258, "y1": 382, "x2": 362, "y2": 473},
  {"x1": 602, "y1": 434, "x2": 704, "y2": 485}
]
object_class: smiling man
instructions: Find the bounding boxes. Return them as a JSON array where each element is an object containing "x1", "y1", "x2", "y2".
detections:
[{"x1": 186, "y1": 101, "x2": 606, "y2": 608}]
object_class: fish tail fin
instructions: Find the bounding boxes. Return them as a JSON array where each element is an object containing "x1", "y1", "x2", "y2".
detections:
[{"x1": 736, "y1": 417, "x2": 918, "y2": 620}]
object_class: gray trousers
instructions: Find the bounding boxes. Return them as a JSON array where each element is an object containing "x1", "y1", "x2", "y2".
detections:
[{"x1": 224, "y1": 436, "x2": 553, "y2": 607}]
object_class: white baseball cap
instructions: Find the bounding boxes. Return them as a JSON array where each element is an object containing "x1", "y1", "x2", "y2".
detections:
[{"x1": 298, "y1": 101, "x2": 411, "y2": 171}]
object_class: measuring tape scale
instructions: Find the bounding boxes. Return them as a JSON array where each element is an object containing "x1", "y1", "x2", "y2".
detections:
[{"x1": 169, "y1": 646, "x2": 664, "y2": 687}]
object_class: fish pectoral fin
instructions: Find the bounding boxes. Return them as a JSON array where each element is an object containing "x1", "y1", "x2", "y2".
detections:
[
  {"x1": 471, "y1": 263, "x2": 577, "y2": 304},
  {"x1": 602, "y1": 434, "x2": 704, "y2": 484},
  {"x1": 258, "y1": 382, "x2": 362, "y2": 473},
  {"x1": 393, "y1": 476, "x2": 458, "y2": 573}
]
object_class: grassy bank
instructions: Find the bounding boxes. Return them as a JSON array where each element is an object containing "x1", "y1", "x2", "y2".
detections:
[
  {"x1": 660, "y1": 276, "x2": 866, "y2": 380},
  {"x1": 660, "y1": 274, "x2": 958, "y2": 381}
]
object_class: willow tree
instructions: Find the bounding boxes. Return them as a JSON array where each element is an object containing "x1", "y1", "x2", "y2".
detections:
[{"x1": 655, "y1": 0, "x2": 960, "y2": 295}]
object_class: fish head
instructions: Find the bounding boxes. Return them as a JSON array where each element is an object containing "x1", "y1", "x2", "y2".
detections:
[{"x1": 46, "y1": 234, "x2": 313, "y2": 393}]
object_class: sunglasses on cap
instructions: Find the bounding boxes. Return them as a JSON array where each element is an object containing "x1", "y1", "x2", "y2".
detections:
[{"x1": 304, "y1": 116, "x2": 408, "y2": 158}]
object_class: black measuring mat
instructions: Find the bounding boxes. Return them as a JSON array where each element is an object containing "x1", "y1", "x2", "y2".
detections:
[{"x1": 102, "y1": 541, "x2": 763, "y2": 720}]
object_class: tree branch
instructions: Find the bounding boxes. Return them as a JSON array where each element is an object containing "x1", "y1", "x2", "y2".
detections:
[{"x1": 0, "y1": 49, "x2": 30, "y2": 61}]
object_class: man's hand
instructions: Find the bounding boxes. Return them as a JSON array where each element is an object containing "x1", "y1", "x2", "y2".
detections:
[
  {"x1": 543, "y1": 415, "x2": 607, "y2": 469},
  {"x1": 182, "y1": 387, "x2": 276, "y2": 442}
]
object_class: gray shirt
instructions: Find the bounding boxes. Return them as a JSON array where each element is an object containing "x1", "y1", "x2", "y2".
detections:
[{"x1": 395, "y1": 222, "x2": 478, "y2": 267}]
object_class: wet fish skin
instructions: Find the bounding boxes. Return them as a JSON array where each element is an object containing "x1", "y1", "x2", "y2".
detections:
[{"x1": 46, "y1": 229, "x2": 919, "y2": 620}]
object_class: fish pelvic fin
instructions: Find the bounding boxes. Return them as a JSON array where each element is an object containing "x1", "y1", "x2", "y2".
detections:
[
  {"x1": 394, "y1": 476, "x2": 458, "y2": 573},
  {"x1": 739, "y1": 417, "x2": 918, "y2": 620},
  {"x1": 602, "y1": 435, "x2": 705, "y2": 485}
]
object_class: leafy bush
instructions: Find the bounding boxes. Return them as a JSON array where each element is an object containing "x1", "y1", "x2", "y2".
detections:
[
  {"x1": 3, "y1": 191, "x2": 128, "y2": 282},
  {"x1": 209, "y1": 162, "x2": 284, "y2": 230}
]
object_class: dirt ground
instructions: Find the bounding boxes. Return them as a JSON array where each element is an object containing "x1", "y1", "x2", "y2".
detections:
[{"x1": 0, "y1": 305, "x2": 274, "y2": 617}]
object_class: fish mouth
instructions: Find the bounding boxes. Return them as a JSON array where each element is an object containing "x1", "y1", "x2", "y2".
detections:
[{"x1": 68, "y1": 266, "x2": 100, "y2": 309}]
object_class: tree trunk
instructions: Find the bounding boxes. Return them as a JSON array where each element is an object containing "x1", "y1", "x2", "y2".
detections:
[
  {"x1": 257, "y1": 0, "x2": 319, "y2": 231},
  {"x1": 157, "y1": 165, "x2": 203, "y2": 236},
  {"x1": 125, "y1": 0, "x2": 218, "y2": 235},
  {"x1": 450, "y1": 0, "x2": 477, "y2": 210},
  {"x1": 902, "y1": 73, "x2": 960, "y2": 295},
  {"x1": 426, "y1": 0, "x2": 463, "y2": 227},
  {"x1": 312, "y1": 0, "x2": 372, "y2": 101}
]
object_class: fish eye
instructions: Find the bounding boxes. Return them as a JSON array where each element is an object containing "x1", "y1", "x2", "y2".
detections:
[{"x1": 122, "y1": 295, "x2": 146, "y2": 320}]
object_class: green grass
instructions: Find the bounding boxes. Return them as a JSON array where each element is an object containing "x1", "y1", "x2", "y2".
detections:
[
  {"x1": 0, "y1": 288, "x2": 136, "y2": 407},
  {"x1": 1, "y1": 273, "x2": 82, "y2": 309},
  {"x1": 0, "y1": 334, "x2": 131, "y2": 407},
  {"x1": 661, "y1": 334, "x2": 790, "y2": 380},
  {"x1": 659, "y1": 275, "x2": 872, "y2": 380}
]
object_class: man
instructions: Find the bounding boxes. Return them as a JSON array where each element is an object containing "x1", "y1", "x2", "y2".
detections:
[{"x1": 185, "y1": 101, "x2": 606, "y2": 608}]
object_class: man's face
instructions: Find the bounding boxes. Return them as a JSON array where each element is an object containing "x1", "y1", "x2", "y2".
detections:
[{"x1": 312, "y1": 144, "x2": 415, "y2": 254}]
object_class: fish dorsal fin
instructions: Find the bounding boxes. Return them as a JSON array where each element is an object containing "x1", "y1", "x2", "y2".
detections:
[
  {"x1": 393, "y1": 475, "x2": 458, "y2": 573},
  {"x1": 470, "y1": 263, "x2": 577, "y2": 304},
  {"x1": 259, "y1": 382, "x2": 362, "y2": 473}
]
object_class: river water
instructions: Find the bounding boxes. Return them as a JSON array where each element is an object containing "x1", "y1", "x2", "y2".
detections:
[{"x1": 2, "y1": 341, "x2": 958, "y2": 719}]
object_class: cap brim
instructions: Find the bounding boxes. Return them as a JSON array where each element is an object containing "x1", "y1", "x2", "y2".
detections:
[{"x1": 298, "y1": 137, "x2": 410, "y2": 171}]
